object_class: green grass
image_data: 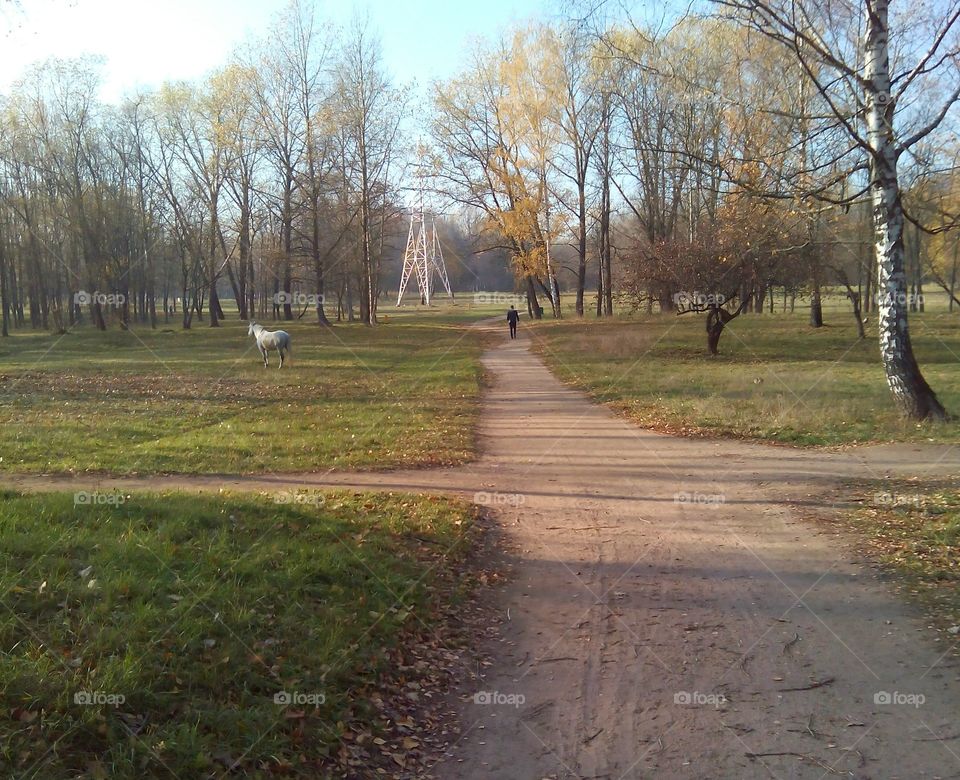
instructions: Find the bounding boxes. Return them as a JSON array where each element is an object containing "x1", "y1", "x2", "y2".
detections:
[
  {"x1": 0, "y1": 306, "x2": 495, "y2": 475},
  {"x1": 0, "y1": 489, "x2": 478, "y2": 778},
  {"x1": 532, "y1": 306, "x2": 960, "y2": 446}
]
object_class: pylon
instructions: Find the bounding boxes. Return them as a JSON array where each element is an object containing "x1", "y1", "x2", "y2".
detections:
[{"x1": 397, "y1": 203, "x2": 453, "y2": 306}]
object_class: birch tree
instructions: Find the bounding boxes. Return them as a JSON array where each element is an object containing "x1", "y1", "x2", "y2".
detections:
[{"x1": 715, "y1": 0, "x2": 959, "y2": 420}]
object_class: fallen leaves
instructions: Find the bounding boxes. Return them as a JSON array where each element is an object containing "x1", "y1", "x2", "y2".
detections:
[{"x1": 321, "y1": 519, "x2": 502, "y2": 779}]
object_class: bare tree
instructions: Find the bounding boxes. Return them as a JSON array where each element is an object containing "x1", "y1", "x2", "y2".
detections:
[{"x1": 333, "y1": 15, "x2": 406, "y2": 326}]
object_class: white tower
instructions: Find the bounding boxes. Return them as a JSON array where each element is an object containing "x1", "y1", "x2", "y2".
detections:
[{"x1": 397, "y1": 199, "x2": 453, "y2": 306}]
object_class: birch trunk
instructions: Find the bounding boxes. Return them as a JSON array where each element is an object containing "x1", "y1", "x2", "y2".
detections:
[
  {"x1": 541, "y1": 172, "x2": 561, "y2": 319},
  {"x1": 0, "y1": 217, "x2": 8, "y2": 337},
  {"x1": 865, "y1": 0, "x2": 947, "y2": 420}
]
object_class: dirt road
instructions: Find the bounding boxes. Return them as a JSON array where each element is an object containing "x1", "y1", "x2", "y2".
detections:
[
  {"x1": 432, "y1": 332, "x2": 960, "y2": 780},
  {"x1": 4, "y1": 326, "x2": 959, "y2": 779}
]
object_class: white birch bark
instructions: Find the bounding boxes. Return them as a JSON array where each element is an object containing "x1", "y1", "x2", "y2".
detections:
[{"x1": 864, "y1": 0, "x2": 946, "y2": 420}]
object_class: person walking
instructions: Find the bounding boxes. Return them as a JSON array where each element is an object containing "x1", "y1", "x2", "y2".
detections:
[{"x1": 507, "y1": 305, "x2": 520, "y2": 339}]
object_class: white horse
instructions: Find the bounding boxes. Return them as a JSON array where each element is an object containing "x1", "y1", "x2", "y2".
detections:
[{"x1": 248, "y1": 321, "x2": 291, "y2": 368}]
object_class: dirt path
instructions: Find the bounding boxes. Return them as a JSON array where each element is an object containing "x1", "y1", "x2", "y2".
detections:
[{"x1": 4, "y1": 326, "x2": 959, "y2": 779}]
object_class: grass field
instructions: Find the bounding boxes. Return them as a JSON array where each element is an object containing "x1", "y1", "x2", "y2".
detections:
[
  {"x1": 0, "y1": 303, "x2": 494, "y2": 475},
  {"x1": 0, "y1": 489, "x2": 478, "y2": 778},
  {"x1": 531, "y1": 301, "x2": 960, "y2": 446}
]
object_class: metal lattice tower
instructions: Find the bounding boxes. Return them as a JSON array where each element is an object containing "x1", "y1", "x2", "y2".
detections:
[{"x1": 396, "y1": 199, "x2": 452, "y2": 306}]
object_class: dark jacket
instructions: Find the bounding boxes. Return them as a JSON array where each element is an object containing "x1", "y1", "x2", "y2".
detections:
[{"x1": 507, "y1": 309, "x2": 520, "y2": 325}]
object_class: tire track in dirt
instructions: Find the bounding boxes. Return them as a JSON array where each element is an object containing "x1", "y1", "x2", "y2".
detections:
[{"x1": 3, "y1": 325, "x2": 959, "y2": 779}]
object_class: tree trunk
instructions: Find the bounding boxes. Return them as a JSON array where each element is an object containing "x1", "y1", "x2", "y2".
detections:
[
  {"x1": 601, "y1": 137, "x2": 613, "y2": 317},
  {"x1": 181, "y1": 280, "x2": 192, "y2": 329},
  {"x1": 542, "y1": 178, "x2": 561, "y2": 319},
  {"x1": 346, "y1": 274, "x2": 355, "y2": 322},
  {"x1": 312, "y1": 207, "x2": 330, "y2": 326},
  {"x1": 596, "y1": 232, "x2": 604, "y2": 318},
  {"x1": 705, "y1": 301, "x2": 746, "y2": 355},
  {"x1": 850, "y1": 292, "x2": 866, "y2": 339},
  {"x1": 225, "y1": 259, "x2": 245, "y2": 320},
  {"x1": 706, "y1": 307, "x2": 730, "y2": 355},
  {"x1": 575, "y1": 181, "x2": 587, "y2": 317},
  {"x1": 526, "y1": 276, "x2": 543, "y2": 319},
  {"x1": 0, "y1": 231, "x2": 8, "y2": 338},
  {"x1": 247, "y1": 251, "x2": 256, "y2": 323},
  {"x1": 865, "y1": 0, "x2": 947, "y2": 420},
  {"x1": 809, "y1": 285, "x2": 823, "y2": 327},
  {"x1": 360, "y1": 142, "x2": 376, "y2": 326}
]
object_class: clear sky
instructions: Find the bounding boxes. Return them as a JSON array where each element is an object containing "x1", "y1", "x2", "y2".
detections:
[{"x1": 0, "y1": 0, "x2": 550, "y2": 101}]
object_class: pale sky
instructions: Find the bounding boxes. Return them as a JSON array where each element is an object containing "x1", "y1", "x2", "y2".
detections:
[{"x1": 0, "y1": 0, "x2": 550, "y2": 101}]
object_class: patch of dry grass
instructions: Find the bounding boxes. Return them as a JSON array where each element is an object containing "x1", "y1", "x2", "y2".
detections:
[{"x1": 828, "y1": 479, "x2": 960, "y2": 639}]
